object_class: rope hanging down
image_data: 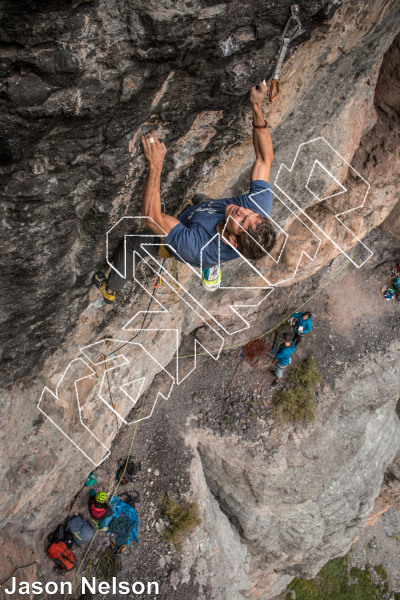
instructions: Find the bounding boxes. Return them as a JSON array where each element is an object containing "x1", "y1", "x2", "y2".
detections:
[
  {"x1": 229, "y1": 284, "x2": 293, "y2": 389},
  {"x1": 263, "y1": 4, "x2": 302, "y2": 102}
]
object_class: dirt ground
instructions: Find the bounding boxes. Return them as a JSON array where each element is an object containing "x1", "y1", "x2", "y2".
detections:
[{"x1": 35, "y1": 227, "x2": 400, "y2": 600}]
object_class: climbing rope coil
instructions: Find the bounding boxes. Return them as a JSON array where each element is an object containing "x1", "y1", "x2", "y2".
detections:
[
  {"x1": 264, "y1": 4, "x2": 303, "y2": 102},
  {"x1": 108, "y1": 515, "x2": 134, "y2": 547}
]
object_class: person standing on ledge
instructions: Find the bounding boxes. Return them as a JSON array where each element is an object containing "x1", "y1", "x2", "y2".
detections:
[
  {"x1": 271, "y1": 333, "x2": 296, "y2": 387},
  {"x1": 289, "y1": 311, "x2": 313, "y2": 345},
  {"x1": 95, "y1": 82, "x2": 276, "y2": 303}
]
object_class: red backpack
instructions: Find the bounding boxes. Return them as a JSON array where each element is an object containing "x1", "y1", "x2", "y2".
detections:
[{"x1": 47, "y1": 542, "x2": 77, "y2": 571}]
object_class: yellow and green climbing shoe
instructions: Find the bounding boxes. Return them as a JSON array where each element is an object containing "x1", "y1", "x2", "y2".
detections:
[
  {"x1": 202, "y1": 266, "x2": 221, "y2": 292},
  {"x1": 94, "y1": 272, "x2": 116, "y2": 304}
]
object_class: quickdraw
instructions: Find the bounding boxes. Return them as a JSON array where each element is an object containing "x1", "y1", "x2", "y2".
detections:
[{"x1": 264, "y1": 4, "x2": 302, "y2": 103}]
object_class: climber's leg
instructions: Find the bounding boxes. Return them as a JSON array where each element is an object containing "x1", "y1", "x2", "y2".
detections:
[
  {"x1": 107, "y1": 230, "x2": 161, "y2": 292},
  {"x1": 94, "y1": 230, "x2": 161, "y2": 303}
]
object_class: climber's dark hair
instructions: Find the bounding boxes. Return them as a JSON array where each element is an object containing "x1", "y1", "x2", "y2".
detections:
[
  {"x1": 235, "y1": 216, "x2": 277, "y2": 261},
  {"x1": 282, "y1": 333, "x2": 292, "y2": 342},
  {"x1": 303, "y1": 311, "x2": 312, "y2": 318}
]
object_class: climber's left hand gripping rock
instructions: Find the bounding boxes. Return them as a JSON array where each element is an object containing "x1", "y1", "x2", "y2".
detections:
[{"x1": 141, "y1": 130, "x2": 167, "y2": 171}]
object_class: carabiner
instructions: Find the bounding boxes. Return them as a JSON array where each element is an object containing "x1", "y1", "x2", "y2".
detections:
[
  {"x1": 154, "y1": 274, "x2": 162, "y2": 288},
  {"x1": 269, "y1": 78, "x2": 280, "y2": 103},
  {"x1": 282, "y1": 5, "x2": 302, "y2": 41}
]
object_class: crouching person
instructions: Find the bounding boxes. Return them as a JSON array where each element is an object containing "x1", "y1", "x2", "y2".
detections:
[
  {"x1": 271, "y1": 333, "x2": 296, "y2": 387},
  {"x1": 88, "y1": 490, "x2": 113, "y2": 530},
  {"x1": 289, "y1": 311, "x2": 313, "y2": 345}
]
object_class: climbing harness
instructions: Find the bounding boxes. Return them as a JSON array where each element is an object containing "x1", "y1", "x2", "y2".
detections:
[
  {"x1": 264, "y1": 4, "x2": 302, "y2": 103},
  {"x1": 167, "y1": 256, "x2": 179, "y2": 284},
  {"x1": 153, "y1": 254, "x2": 179, "y2": 289}
]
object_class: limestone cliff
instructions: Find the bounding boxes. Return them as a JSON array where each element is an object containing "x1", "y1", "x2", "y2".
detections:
[{"x1": 1, "y1": 0, "x2": 400, "y2": 598}]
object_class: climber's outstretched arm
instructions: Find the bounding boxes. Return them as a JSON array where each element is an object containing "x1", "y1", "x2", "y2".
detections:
[
  {"x1": 141, "y1": 131, "x2": 180, "y2": 237},
  {"x1": 250, "y1": 82, "x2": 274, "y2": 182}
]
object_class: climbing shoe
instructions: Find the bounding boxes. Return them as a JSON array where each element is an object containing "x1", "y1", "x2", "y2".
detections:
[
  {"x1": 94, "y1": 272, "x2": 116, "y2": 304},
  {"x1": 202, "y1": 266, "x2": 221, "y2": 292},
  {"x1": 270, "y1": 379, "x2": 279, "y2": 388}
]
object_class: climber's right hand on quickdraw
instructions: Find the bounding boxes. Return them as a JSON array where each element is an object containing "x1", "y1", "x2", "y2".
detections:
[{"x1": 250, "y1": 81, "x2": 268, "y2": 107}]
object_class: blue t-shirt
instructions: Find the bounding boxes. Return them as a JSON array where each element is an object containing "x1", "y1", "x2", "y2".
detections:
[
  {"x1": 165, "y1": 180, "x2": 273, "y2": 268},
  {"x1": 291, "y1": 312, "x2": 313, "y2": 335},
  {"x1": 274, "y1": 342, "x2": 296, "y2": 366}
]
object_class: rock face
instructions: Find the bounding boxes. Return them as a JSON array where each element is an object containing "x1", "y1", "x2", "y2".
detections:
[
  {"x1": 1, "y1": 0, "x2": 400, "y2": 387},
  {"x1": 196, "y1": 341, "x2": 400, "y2": 599},
  {"x1": 1, "y1": 0, "x2": 400, "y2": 599},
  {"x1": 0, "y1": 528, "x2": 37, "y2": 599}
]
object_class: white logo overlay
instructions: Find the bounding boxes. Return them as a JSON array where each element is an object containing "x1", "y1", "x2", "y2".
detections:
[{"x1": 37, "y1": 137, "x2": 372, "y2": 465}]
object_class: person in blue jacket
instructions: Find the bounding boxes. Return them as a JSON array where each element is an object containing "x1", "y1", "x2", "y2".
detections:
[
  {"x1": 289, "y1": 311, "x2": 312, "y2": 346},
  {"x1": 271, "y1": 333, "x2": 296, "y2": 387}
]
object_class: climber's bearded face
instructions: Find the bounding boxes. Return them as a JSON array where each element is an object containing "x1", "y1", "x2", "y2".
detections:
[{"x1": 224, "y1": 204, "x2": 262, "y2": 237}]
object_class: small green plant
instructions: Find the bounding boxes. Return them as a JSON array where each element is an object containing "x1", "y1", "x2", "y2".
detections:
[
  {"x1": 288, "y1": 356, "x2": 323, "y2": 387},
  {"x1": 160, "y1": 495, "x2": 201, "y2": 551},
  {"x1": 272, "y1": 356, "x2": 322, "y2": 423},
  {"x1": 373, "y1": 564, "x2": 388, "y2": 580},
  {"x1": 225, "y1": 413, "x2": 232, "y2": 428},
  {"x1": 273, "y1": 385, "x2": 316, "y2": 422}
]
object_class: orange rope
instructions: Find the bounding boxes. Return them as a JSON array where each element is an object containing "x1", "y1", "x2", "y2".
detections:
[
  {"x1": 229, "y1": 285, "x2": 294, "y2": 389},
  {"x1": 242, "y1": 337, "x2": 270, "y2": 367}
]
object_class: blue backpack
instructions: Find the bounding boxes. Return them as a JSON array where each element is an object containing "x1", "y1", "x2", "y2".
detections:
[{"x1": 66, "y1": 513, "x2": 94, "y2": 546}]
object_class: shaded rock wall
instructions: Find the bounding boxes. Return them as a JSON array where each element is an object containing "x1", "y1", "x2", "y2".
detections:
[
  {"x1": 0, "y1": 0, "x2": 336, "y2": 387},
  {"x1": 0, "y1": 1, "x2": 400, "y2": 598},
  {"x1": 2, "y1": 0, "x2": 400, "y2": 387}
]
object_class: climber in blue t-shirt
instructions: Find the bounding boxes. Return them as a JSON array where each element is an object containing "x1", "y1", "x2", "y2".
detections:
[{"x1": 95, "y1": 82, "x2": 276, "y2": 303}]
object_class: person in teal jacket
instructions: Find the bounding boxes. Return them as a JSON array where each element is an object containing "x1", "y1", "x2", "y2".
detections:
[
  {"x1": 290, "y1": 311, "x2": 312, "y2": 346},
  {"x1": 271, "y1": 333, "x2": 296, "y2": 387}
]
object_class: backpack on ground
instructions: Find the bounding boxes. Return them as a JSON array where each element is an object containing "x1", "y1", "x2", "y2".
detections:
[
  {"x1": 47, "y1": 541, "x2": 76, "y2": 572},
  {"x1": 66, "y1": 513, "x2": 94, "y2": 546},
  {"x1": 116, "y1": 458, "x2": 141, "y2": 485},
  {"x1": 119, "y1": 490, "x2": 140, "y2": 509},
  {"x1": 47, "y1": 523, "x2": 74, "y2": 549}
]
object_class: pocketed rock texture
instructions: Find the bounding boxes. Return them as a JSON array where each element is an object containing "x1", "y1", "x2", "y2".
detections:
[{"x1": 1, "y1": 1, "x2": 400, "y2": 599}]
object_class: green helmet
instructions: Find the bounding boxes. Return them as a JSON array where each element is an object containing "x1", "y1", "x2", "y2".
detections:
[{"x1": 95, "y1": 491, "x2": 108, "y2": 504}]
